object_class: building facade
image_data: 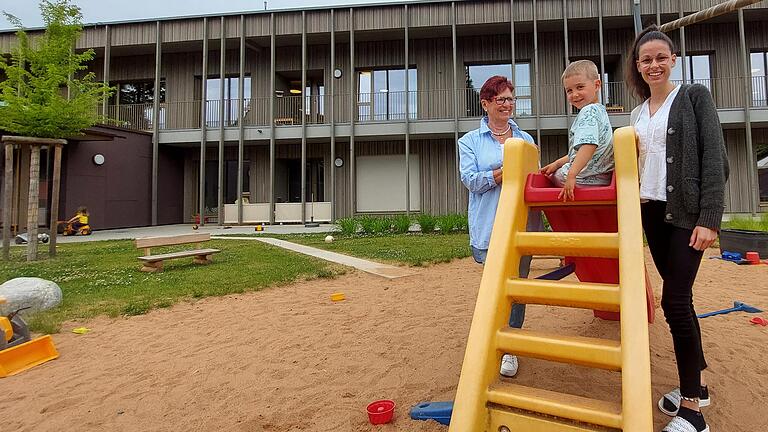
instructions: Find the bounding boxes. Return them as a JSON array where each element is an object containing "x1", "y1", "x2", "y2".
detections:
[{"x1": 2, "y1": 0, "x2": 767, "y2": 226}]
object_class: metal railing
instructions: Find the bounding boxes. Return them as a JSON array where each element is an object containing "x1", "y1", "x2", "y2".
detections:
[
  {"x1": 751, "y1": 75, "x2": 767, "y2": 108},
  {"x1": 100, "y1": 79, "x2": 767, "y2": 131},
  {"x1": 101, "y1": 103, "x2": 165, "y2": 131},
  {"x1": 356, "y1": 90, "x2": 417, "y2": 122}
]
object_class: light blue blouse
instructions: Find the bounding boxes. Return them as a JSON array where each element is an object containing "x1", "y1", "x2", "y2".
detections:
[{"x1": 459, "y1": 117, "x2": 538, "y2": 250}]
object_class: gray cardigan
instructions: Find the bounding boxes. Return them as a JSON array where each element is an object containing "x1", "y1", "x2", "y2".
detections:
[{"x1": 630, "y1": 84, "x2": 729, "y2": 230}]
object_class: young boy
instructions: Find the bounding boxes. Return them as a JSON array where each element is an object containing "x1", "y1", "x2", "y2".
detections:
[{"x1": 541, "y1": 60, "x2": 614, "y2": 201}]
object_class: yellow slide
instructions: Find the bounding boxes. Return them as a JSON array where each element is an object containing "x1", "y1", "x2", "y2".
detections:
[{"x1": 449, "y1": 127, "x2": 652, "y2": 431}]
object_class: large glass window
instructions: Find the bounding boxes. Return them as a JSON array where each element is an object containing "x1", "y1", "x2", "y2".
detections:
[
  {"x1": 751, "y1": 51, "x2": 767, "y2": 107},
  {"x1": 671, "y1": 54, "x2": 711, "y2": 89},
  {"x1": 206, "y1": 76, "x2": 252, "y2": 127},
  {"x1": 110, "y1": 80, "x2": 166, "y2": 105},
  {"x1": 204, "y1": 160, "x2": 251, "y2": 209},
  {"x1": 465, "y1": 63, "x2": 532, "y2": 116},
  {"x1": 357, "y1": 68, "x2": 417, "y2": 121},
  {"x1": 107, "y1": 80, "x2": 166, "y2": 129}
]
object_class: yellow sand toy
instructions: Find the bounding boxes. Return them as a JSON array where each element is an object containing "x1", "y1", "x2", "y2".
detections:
[
  {"x1": 449, "y1": 127, "x2": 652, "y2": 431},
  {"x1": 0, "y1": 297, "x2": 59, "y2": 378}
]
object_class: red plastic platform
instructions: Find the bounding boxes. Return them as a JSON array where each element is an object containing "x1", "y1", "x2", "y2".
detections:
[{"x1": 524, "y1": 173, "x2": 655, "y2": 323}]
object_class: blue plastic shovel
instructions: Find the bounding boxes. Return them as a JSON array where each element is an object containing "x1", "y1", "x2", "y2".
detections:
[{"x1": 698, "y1": 301, "x2": 762, "y2": 319}]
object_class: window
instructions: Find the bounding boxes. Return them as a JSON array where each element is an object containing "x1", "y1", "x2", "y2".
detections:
[
  {"x1": 305, "y1": 84, "x2": 325, "y2": 123},
  {"x1": 111, "y1": 80, "x2": 166, "y2": 105},
  {"x1": 357, "y1": 68, "x2": 417, "y2": 121},
  {"x1": 751, "y1": 51, "x2": 768, "y2": 107},
  {"x1": 205, "y1": 76, "x2": 252, "y2": 127},
  {"x1": 107, "y1": 80, "x2": 166, "y2": 129},
  {"x1": 465, "y1": 63, "x2": 532, "y2": 116},
  {"x1": 671, "y1": 54, "x2": 711, "y2": 89},
  {"x1": 204, "y1": 160, "x2": 251, "y2": 209},
  {"x1": 275, "y1": 158, "x2": 324, "y2": 203}
]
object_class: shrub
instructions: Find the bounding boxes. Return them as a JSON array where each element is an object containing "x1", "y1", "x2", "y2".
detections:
[
  {"x1": 372, "y1": 216, "x2": 393, "y2": 234},
  {"x1": 722, "y1": 213, "x2": 768, "y2": 232},
  {"x1": 392, "y1": 214, "x2": 412, "y2": 234},
  {"x1": 417, "y1": 213, "x2": 437, "y2": 234},
  {"x1": 357, "y1": 216, "x2": 378, "y2": 235},
  {"x1": 455, "y1": 213, "x2": 469, "y2": 231},
  {"x1": 436, "y1": 213, "x2": 468, "y2": 233},
  {"x1": 336, "y1": 217, "x2": 358, "y2": 236}
]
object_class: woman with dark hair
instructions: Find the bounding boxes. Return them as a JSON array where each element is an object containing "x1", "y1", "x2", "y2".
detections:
[
  {"x1": 458, "y1": 75, "x2": 542, "y2": 378},
  {"x1": 626, "y1": 25, "x2": 728, "y2": 432}
]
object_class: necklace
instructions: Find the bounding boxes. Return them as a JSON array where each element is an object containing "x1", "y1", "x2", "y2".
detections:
[{"x1": 490, "y1": 124, "x2": 511, "y2": 136}]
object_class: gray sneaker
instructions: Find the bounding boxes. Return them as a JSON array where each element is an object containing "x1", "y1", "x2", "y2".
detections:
[{"x1": 500, "y1": 354, "x2": 518, "y2": 377}]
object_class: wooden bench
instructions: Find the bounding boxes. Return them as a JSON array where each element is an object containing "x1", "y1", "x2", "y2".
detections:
[{"x1": 135, "y1": 233, "x2": 220, "y2": 272}]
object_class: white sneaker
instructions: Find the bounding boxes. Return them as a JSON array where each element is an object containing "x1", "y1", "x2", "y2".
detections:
[
  {"x1": 658, "y1": 387, "x2": 711, "y2": 416},
  {"x1": 500, "y1": 354, "x2": 518, "y2": 377},
  {"x1": 662, "y1": 415, "x2": 709, "y2": 432}
]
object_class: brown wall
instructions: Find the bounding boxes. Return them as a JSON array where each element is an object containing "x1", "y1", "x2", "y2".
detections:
[{"x1": 61, "y1": 126, "x2": 183, "y2": 229}]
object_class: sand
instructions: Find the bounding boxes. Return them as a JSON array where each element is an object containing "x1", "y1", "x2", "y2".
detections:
[{"x1": 1, "y1": 248, "x2": 766, "y2": 431}]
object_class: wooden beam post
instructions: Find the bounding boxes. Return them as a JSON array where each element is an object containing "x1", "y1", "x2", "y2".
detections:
[
  {"x1": 48, "y1": 143, "x2": 63, "y2": 257},
  {"x1": 3, "y1": 143, "x2": 13, "y2": 260},
  {"x1": 26, "y1": 145, "x2": 40, "y2": 261}
]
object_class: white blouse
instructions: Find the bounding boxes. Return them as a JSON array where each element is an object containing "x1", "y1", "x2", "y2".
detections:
[{"x1": 635, "y1": 85, "x2": 681, "y2": 202}]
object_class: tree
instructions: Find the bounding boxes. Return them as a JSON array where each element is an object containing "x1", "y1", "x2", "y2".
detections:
[{"x1": 0, "y1": 0, "x2": 111, "y2": 138}]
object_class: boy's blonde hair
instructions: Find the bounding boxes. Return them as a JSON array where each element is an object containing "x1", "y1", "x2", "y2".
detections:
[{"x1": 562, "y1": 59, "x2": 600, "y2": 82}]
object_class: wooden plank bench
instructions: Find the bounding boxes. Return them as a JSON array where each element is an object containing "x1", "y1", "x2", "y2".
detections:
[{"x1": 135, "y1": 233, "x2": 220, "y2": 273}]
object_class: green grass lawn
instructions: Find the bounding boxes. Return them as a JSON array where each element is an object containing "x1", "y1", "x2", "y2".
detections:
[
  {"x1": 0, "y1": 239, "x2": 345, "y2": 333},
  {"x1": 263, "y1": 232, "x2": 472, "y2": 266}
]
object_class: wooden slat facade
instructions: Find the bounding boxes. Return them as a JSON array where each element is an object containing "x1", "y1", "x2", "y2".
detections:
[{"x1": 1, "y1": 0, "x2": 766, "y2": 219}]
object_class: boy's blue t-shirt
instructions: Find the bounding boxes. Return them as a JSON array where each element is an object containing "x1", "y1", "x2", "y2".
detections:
[{"x1": 560, "y1": 103, "x2": 614, "y2": 185}]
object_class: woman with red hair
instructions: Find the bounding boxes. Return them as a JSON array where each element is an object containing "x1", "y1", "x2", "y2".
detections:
[{"x1": 458, "y1": 75, "x2": 542, "y2": 378}]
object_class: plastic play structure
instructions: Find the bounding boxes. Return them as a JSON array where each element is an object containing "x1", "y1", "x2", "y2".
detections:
[
  {"x1": 0, "y1": 297, "x2": 59, "y2": 378},
  {"x1": 415, "y1": 127, "x2": 655, "y2": 431}
]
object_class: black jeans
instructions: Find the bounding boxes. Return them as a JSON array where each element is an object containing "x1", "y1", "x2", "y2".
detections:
[{"x1": 641, "y1": 200, "x2": 707, "y2": 399}]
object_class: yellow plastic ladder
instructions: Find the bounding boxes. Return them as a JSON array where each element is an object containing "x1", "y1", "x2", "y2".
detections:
[{"x1": 449, "y1": 127, "x2": 652, "y2": 432}]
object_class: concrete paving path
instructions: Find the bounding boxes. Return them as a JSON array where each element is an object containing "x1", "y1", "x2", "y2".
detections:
[
  {"x1": 52, "y1": 223, "x2": 336, "y2": 243},
  {"x1": 214, "y1": 236, "x2": 417, "y2": 280}
]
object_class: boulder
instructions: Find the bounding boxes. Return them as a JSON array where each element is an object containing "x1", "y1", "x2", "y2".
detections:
[{"x1": 0, "y1": 277, "x2": 62, "y2": 315}]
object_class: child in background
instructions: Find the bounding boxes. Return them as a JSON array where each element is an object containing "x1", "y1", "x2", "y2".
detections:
[
  {"x1": 66, "y1": 206, "x2": 89, "y2": 232},
  {"x1": 541, "y1": 60, "x2": 615, "y2": 201}
]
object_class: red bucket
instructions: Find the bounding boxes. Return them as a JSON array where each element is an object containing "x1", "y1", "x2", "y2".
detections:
[
  {"x1": 746, "y1": 251, "x2": 761, "y2": 264},
  {"x1": 366, "y1": 400, "x2": 395, "y2": 425}
]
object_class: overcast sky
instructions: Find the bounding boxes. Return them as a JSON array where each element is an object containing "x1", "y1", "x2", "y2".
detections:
[{"x1": 1, "y1": 0, "x2": 417, "y2": 30}]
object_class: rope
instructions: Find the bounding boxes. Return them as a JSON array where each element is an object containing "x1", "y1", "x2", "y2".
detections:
[{"x1": 658, "y1": 0, "x2": 762, "y2": 32}]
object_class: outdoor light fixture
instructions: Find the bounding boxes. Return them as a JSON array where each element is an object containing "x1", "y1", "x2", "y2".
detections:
[
  {"x1": 334, "y1": 157, "x2": 344, "y2": 167},
  {"x1": 333, "y1": 68, "x2": 343, "y2": 79},
  {"x1": 92, "y1": 154, "x2": 105, "y2": 166},
  {"x1": 289, "y1": 89, "x2": 302, "y2": 94}
]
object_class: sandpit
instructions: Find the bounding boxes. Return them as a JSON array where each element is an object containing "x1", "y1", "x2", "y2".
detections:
[{"x1": 1, "y1": 248, "x2": 766, "y2": 431}]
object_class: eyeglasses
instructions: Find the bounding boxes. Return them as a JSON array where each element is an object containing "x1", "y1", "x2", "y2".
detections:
[
  {"x1": 492, "y1": 96, "x2": 517, "y2": 105},
  {"x1": 637, "y1": 54, "x2": 671, "y2": 69}
]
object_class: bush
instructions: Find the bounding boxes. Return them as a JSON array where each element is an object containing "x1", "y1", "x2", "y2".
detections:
[
  {"x1": 392, "y1": 214, "x2": 412, "y2": 234},
  {"x1": 722, "y1": 213, "x2": 768, "y2": 232},
  {"x1": 417, "y1": 213, "x2": 437, "y2": 234},
  {"x1": 372, "y1": 216, "x2": 393, "y2": 234},
  {"x1": 337, "y1": 217, "x2": 357, "y2": 236},
  {"x1": 436, "y1": 213, "x2": 468, "y2": 233},
  {"x1": 455, "y1": 213, "x2": 469, "y2": 231},
  {"x1": 357, "y1": 216, "x2": 378, "y2": 235}
]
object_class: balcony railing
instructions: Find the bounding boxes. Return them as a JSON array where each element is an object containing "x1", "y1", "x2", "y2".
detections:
[{"x1": 100, "y1": 78, "x2": 767, "y2": 132}]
